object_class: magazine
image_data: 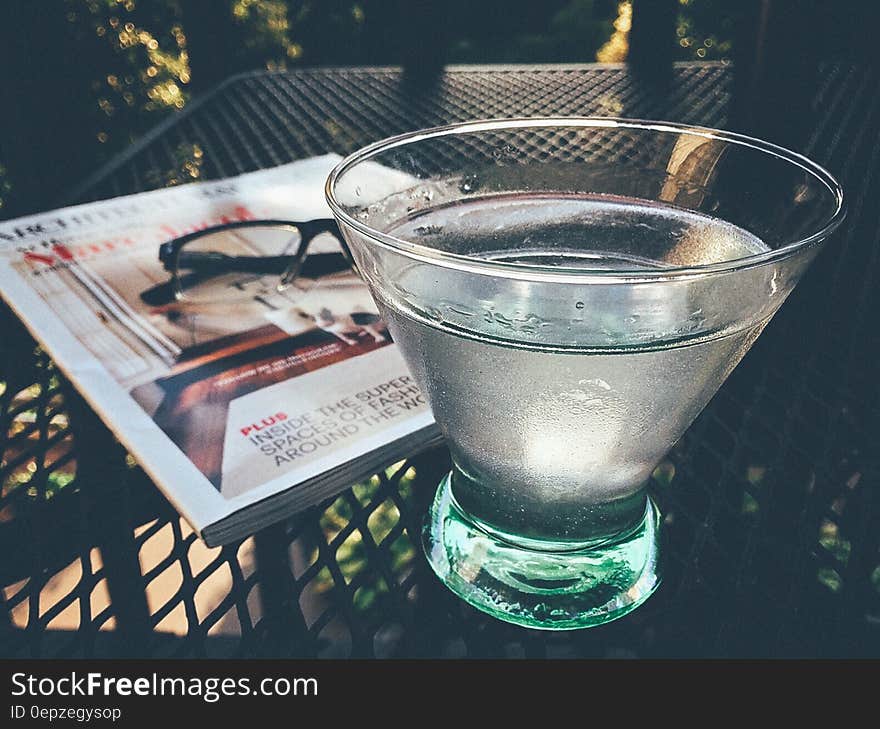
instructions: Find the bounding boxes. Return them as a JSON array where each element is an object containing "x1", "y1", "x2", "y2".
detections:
[{"x1": 0, "y1": 155, "x2": 441, "y2": 546}]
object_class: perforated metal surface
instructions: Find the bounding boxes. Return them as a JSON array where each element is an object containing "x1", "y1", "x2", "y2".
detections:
[{"x1": 1, "y1": 63, "x2": 877, "y2": 658}]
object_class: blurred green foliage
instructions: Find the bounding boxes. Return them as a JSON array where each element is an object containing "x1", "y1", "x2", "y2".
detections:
[
  {"x1": 313, "y1": 464, "x2": 417, "y2": 615},
  {"x1": 1, "y1": 354, "x2": 74, "y2": 504},
  {"x1": 675, "y1": 0, "x2": 736, "y2": 60},
  {"x1": 0, "y1": 0, "x2": 737, "y2": 216},
  {"x1": 62, "y1": 0, "x2": 190, "y2": 150},
  {"x1": 58, "y1": 0, "x2": 737, "y2": 155}
]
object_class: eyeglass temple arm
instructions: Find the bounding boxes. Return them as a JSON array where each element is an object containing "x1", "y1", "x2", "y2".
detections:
[
  {"x1": 175, "y1": 251, "x2": 296, "y2": 275},
  {"x1": 174, "y1": 249, "x2": 350, "y2": 280}
]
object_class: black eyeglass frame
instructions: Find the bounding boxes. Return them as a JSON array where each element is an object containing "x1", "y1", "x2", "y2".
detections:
[{"x1": 157, "y1": 218, "x2": 352, "y2": 303}]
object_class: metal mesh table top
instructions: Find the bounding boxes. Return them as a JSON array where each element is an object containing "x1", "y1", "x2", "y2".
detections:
[{"x1": 1, "y1": 63, "x2": 877, "y2": 658}]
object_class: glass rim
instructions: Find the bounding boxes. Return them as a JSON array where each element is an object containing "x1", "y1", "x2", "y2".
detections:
[{"x1": 324, "y1": 117, "x2": 847, "y2": 283}]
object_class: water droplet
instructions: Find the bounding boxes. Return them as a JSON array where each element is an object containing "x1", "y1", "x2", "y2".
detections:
[
  {"x1": 414, "y1": 224, "x2": 443, "y2": 235},
  {"x1": 579, "y1": 378, "x2": 612, "y2": 390},
  {"x1": 481, "y1": 309, "x2": 547, "y2": 334},
  {"x1": 493, "y1": 143, "x2": 517, "y2": 161},
  {"x1": 680, "y1": 308, "x2": 707, "y2": 333},
  {"x1": 446, "y1": 306, "x2": 473, "y2": 317},
  {"x1": 407, "y1": 187, "x2": 434, "y2": 202},
  {"x1": 459, "y1": 173, "x2": 480, "y2": 193},
  {"x1": 424, "y1": 305, "x2": 443, "y2": 321}
]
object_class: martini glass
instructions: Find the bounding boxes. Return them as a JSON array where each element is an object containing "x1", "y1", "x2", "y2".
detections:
[{"x1": 325, "y1": 119, "x2": 845, "y2": 630}]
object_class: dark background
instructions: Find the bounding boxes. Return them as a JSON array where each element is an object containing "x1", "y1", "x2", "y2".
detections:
[{"x1": 1, "y1": 0, "x2": 875, "y2": 221}]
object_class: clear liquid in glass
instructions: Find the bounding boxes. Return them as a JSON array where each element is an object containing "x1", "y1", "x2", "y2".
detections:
[{"x1": 383, "y1": 194, "x2": 769, "y2": 546}]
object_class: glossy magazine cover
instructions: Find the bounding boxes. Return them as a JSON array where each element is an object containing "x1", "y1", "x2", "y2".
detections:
[{"x1": 0, "y1": 155, "x2": 438, "y2": 545}]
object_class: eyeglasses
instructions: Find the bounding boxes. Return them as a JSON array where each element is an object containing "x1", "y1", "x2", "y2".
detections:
[{"x1": 141, "y1": 218, "x2": 353, "y2": 307}]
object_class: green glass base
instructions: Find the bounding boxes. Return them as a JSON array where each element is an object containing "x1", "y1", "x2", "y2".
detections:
[{"x1": 422, "y1": 473, "x2": 661, "y2": 630}]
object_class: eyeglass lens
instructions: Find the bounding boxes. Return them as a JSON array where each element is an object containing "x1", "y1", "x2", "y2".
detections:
[{"x1": 174, "y1": 226, "x2": 304, "y2": 304}]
